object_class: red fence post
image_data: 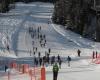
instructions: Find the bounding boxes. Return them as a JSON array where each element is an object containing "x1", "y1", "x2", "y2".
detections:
[
  {"x1": 41, "y1": 66, "x2": 46, "y2": 80},
  {"x1": 10, "y1": 62, "x2": 17, "y2": 69},
  {"x1": 22, "y1": 64, "x2": 29, "y2": 73},
  {"x1": 29, "y1": 70, "x2": 33, "y2": 80}
]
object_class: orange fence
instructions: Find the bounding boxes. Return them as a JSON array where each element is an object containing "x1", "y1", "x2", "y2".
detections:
[
  {"x1": 10, "y1": 62, "x2": 17, "y2": 69},
  {"x1": 9, "y1": 62, "x2": 46, "y2": 80},
  {"x1": 41, "y1": 67, "x2": 46, "y2": 80},
  {"x1": 29, "y1": 66, "x2": 46, "y2": 80}
]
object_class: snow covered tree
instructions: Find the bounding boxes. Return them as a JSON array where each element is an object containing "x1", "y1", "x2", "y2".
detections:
[
  {"x1": 0, "y1": 0, "x2": 15, "y2": 13},
  {"x1": 52, "y1": 0, "x2": 72, "y2": 25}
]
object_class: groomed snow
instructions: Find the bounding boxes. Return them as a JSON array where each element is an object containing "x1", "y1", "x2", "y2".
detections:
[{"x1": 0, "y1": 2, "x2": 100, "y2": 80}]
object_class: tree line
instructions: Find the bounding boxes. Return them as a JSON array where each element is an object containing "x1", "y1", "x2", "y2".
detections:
[
  {"x1": 52, "y1": 0, "x2": 100, "y2": 41},
  {"x1": 15, "y1": 0, "x2": 55, "y2": 3},
  {"x1": 1, "y1": 0, "x2": 100, "y2": 41},
  {"x1": 0, "y1": 0, "x2": 15, "y2": 13},
  {"x1": 0, "y1": 0, "x2": 55, "y2": 13}
]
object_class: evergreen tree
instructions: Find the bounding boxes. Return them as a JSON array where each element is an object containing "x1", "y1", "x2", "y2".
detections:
[{"x1": 53, "y1": 0, "x2": 100, "y2": 41}]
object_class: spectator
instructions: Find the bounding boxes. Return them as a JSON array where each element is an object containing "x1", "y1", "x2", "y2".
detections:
[
  {"x1": 67, "y1": 56, "x2": 71, "y2": 67},
  {"x1": 53, "y1": 63, "x2": 59, "y2": 80}
]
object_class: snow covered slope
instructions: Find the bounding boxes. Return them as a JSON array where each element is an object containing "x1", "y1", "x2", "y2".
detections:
[{"x1": 0, "y1": 2, "x2": 100, "y2": 80}]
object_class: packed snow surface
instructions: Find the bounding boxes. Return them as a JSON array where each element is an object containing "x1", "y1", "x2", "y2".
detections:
[{"x1": 0, "y1": 2, "x2": 100, "y2": 80}]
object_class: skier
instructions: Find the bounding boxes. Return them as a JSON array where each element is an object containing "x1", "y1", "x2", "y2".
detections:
[
  {"x1": 39, "y1": 57, "x2": 42, "y2": 66},
  {"x1": 77, "y1": 49, "x2": 81, "y2": 57},
  {"x1": 29, "y1": 27, "x2": 32, "y2": 34},
  {"x1": 40, "y1": 40, "x2": 41, "y2": 44},
  {"x1": 33, "y1": 51, "x2": 35, "y2": 55},
  {"x1": 7, "y1": 45, "x2": 10, "y2": 51},
  {"x1": 47, "y1": 53, "x2": 50, "y2": 64},
  {"x1": 36, "y1": 47, "x2": 37, "y2": 52},
  {"x1": 34, "y1": 57, "x2": 36, "y2": 66},
  {"x1": 40, "y1": 34, "x2": 42, "y2": 39},
  {"x1": 43, "y1": 35, "x2": 46, "y2": 39},
  {"x1": 53, "y1": 62, "x2": 59, "y2": 80},
  {"x1": 51, "y1": 56, "x2": 53, "y2": 65},
  {"x1": 67, "y1": 56, "x2": 71, "y2": 67},
  {"x1": 92, "y1": 51, "x2": 95, "y2": 59},
  {"x1": 36, "y1": 59, "x2": 38, "y2": 66},
  {"x1": 45, "y1": 40, "x2": 46, "y2": 44},
  {"x1": 57, "y1": 54, "x2": 60, "y2": 62},
  {"x1": 5, "y1": 65, "x2": 8, "y2": 72},
  {"x1": 40, "y1": 26, "x2": 41, "y2": 30},
  {"x1": 96, "y1": 51, "x2": 98, "y2": 58},
  {"x1": 43, "y1": 56, "x2": 46, "y2": 64},
  {"x1": 48, "y1": 48, "x2": 51, "y2": 53},
  {"x1": 58, "y1": 59, "x2": 62, "y2": 69},
  {"x1": 37, "y1": 27, "x2": 39, "y2": 33},
  {"x1": 33, "y1": 47, "x2": 35, "y2": 52},
  {"x1": 38, "y1": 52, "x2": 41, "y2": 57},
  {"x1": 51, "y1": 56, "x2": 55, "y2": 65}
]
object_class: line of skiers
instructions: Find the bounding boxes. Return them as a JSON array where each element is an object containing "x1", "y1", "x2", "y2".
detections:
[
  {"x1": 39, "y1": 34, "x2": 46, "y2": 47},
  {"x1": 33, "y1": 51, "x2": 72, "y2": 69},
  {"x1": 28, "y1": 26, "x2": 42, "y2": 40},
  {"x1": 37, "y1": 26, "x2": 47, "y2": 47},
  {"x1": 92, "y1": 51, "x2": 100, "y2": 59},
  {"x1": 28, "y1": 26, "x2": 45, "y2": 59},
  {"x1": 28, "y1": 26, "x2": 47, "y2": 48},
  {"x1": 33, "y1": 52, "x2": 63, "y2": 67},
  {"x1": 28, "y1": 26, "x2": 83, "y2": 80}
]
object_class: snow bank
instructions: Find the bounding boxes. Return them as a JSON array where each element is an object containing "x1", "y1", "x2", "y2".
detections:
[{"x1": 50, "y1": 21, "x2": 100, "y2": 49}]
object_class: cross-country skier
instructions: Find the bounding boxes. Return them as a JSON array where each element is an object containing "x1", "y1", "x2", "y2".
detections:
[{"x1": 53, "y1": 62, "x2": 59, "y2": 80}]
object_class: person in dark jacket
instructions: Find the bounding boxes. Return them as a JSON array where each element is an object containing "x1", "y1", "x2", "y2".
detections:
[
  {"x1": 92, "y1": 51, "x2": 95, "y2": 59},
  {"x1": 48, "y1": 48, "x2": 51, "y2": 53},
  {"x1": 67, "y1": 56, "x2": 71, "y2": 67},
  {"x1": 39, "y1": 57, "x2": 42, "y2": 66},
  {"x1": 77, "y1": 49, "x2": 81, "y2": 57},
  {"x1": 53, "y1": 63, "x2": 59, "y2": 80},
  {"x1": 58, "y1": 59, "x2": 62, "y2": 69},
  {"x1": 96, "y1": 51, "x2": 98, "y2": 58},
  {"x1": 57, "y1": 54, "x2": 60, "y2": 62},
  {"x1": 5, "y1": 65, "x2": 8, "y2": 72},
  {"x1": 7, "y1": 45, "x2": 10, "y2": 51},
  {"x1": 51, "y1": 56, "x2": 55, "y2": 65}
]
